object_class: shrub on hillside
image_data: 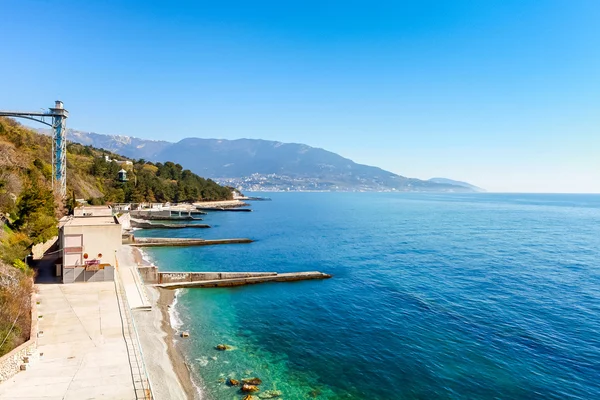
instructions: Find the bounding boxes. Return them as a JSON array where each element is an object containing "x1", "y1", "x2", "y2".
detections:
[{"x1": 0, "y1": 262, "x2": 33, "y2": 356}]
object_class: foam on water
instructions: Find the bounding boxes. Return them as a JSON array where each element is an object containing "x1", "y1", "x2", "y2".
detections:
[{"x1": 168, "y1": 289, "x2": 184, "y2": 330}]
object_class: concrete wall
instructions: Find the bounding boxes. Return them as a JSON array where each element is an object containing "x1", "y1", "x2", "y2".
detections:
[
  {"x1": 137, "y1": 266, "x2": 159, "y2": 284},
  {"x1": 31, "y1": 236, "x2": 58, "y2": 260},
  {"x1": 116, "y1": 213, "x2": 131, "y2": 230},
  {"x1": 0, "y1": 292, "x2": 37, "y2": 383},
  {"x1": 62, "y1": 266, "x2": 115, "y2": 284},
  {"x1": 158, "y1": 271, "x2": 276, "y2": 284},
  {"x1": 131, "y1": 210, "x2": 174, "y2": 218}
]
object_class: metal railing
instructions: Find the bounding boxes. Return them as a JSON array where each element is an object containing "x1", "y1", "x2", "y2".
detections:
[{"x1": 114, "y1": 270, "x2": 155, "y2": 399}]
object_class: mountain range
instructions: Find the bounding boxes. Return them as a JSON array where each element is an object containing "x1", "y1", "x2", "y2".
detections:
[{"x1": 41, "y1": 128, "x2": 484, "y2": 192}]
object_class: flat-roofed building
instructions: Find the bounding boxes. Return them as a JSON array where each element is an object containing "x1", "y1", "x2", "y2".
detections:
[
  {"x1": 58, "y1": 214, "x2": 122, "y2": 283},
  {"x1": 73, "y1": 205, "x2": 113, "y2": 217}
]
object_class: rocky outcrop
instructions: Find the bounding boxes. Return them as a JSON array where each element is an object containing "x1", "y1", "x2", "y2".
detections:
[
  {"x1": 259, "y1": 390, "x2": 282, "y2": 398},
  {"x1": 242, "y1": 377, "x2": 262, "y2": 385},
  {"x1": 242, "y1": 384, "x2": 260, "y2": 393}
]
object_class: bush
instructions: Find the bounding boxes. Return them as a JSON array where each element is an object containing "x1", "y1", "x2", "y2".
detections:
[
  {"x1": 0, "y1": 231, "x2": 30, "y2": 265},
  {"x1": 0, "y1": 262, "x2": 33, "y2": 356}
]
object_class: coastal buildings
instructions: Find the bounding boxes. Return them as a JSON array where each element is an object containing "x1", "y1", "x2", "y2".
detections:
[
  {"x1": 104, "y1": 154, "x2": 133, "y2": 166},
  {"x1": 58, "y1": 206, "x2": 121, "y2": 283}
]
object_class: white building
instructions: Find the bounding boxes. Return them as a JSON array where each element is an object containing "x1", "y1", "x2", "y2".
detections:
[{"x1": 58, "y1": 208, "x2": 122, "y2": 283}]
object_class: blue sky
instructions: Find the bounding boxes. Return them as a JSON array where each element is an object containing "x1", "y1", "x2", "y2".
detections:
[{"x1": 2, "y1": 0, "x2": 599, "y2": 192}]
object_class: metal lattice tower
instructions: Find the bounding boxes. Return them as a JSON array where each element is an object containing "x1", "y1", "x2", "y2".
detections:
[{"x1": 0, "y1": 101, "x2": 69, "y2": 197}]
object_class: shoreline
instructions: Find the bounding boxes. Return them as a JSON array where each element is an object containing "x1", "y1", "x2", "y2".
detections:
[{"x1": 130, "y1": 246, "x2": 202, "y2": 400}]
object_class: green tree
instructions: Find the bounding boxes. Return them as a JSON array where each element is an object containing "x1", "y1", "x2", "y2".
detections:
[{"x1": 13, "y1": 170, "x2": 57, "y2": 244}]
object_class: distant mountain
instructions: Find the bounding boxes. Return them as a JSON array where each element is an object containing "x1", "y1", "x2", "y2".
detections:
[
  {"x1": 59, "y1": 129, "x2": 171, "y2": 160},
  {"x1": 43, "y1": 128, "x2": 482, "y2": 192},
  {"x1": 428, "y1": 178, "x2": 485, "y2": 192}
]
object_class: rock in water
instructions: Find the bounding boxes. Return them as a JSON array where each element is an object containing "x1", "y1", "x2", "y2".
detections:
[
  {"x1": 242, "y1": 384, "x2": 260, "y2": 393},
  {"x1": 215, "y1": 344, "x2": 233, "y2": 351},
  {"x1": 259, "y1": 390, "x2": 283, "y2": 398},
  {"x1": 228, "y1": 378, "x2": 240, "y2": 386},
  {"x1": 243, "y1": 395, "x2": 259, "y2": 400},
  {"x1": 180, "y1": 331, "x2": 189, "y2": 338},
  {"x1": 242, "y1": 377, "x2": 263, "y2": 385}
]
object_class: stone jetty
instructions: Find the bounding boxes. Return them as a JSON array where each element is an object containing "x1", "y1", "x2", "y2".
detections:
[
  {"x1": 130, "y1": 237, "x2": 253, "y2": 247},
  {"x1": 147, "y1": 271, "x2": 332, "y2": 289},
  {"x1": 130, "y1": 219, "x2": 210, "y2": 229},
  {"x1": 196, "y1": 207, "x2": 252, "y2": 212}
]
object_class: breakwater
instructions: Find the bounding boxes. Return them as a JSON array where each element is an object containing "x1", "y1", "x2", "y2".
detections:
[
  {"x1": 130, "y1": 219, "x2": 210, "y2": 229},
  {"x1": 130, "y1": 237, "x2": 253, "y2": 247},
  {"x1": 193, "y1": 199, "x2": 249, "y2": 209},
  {"x1": 196, "y1": 207, "x2": 252, "y2": 212},
  {"x1": 130, "y1": 209, "x2": 207, "y2": 220},
  {"x1": 136, "y1": 267, "x2": 331, "y2": 288}
]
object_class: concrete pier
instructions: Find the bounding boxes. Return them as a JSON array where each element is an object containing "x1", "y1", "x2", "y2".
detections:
[
  {"x1": 132, "y1": 215, "x2": 203, "y2": 221},
  {"x1": 130, "y1": 219, "x2": 210, "y2": 229},
  {"x1": 130, "y1": 237, "x2": 253, "y2": 247},
  {"x1": 196, "y1": 207, "x2": 252, "y2": 212},
  {"x1": 136, "y1": 269, "x2": 332, "y2": 289}
]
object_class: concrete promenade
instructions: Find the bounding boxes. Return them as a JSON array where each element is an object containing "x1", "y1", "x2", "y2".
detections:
[
  {"x1": 0, "y1": 282, "x2": 138, "y2": 399},
  {"x1": 116, "y1": 247, "x2": 152, "y2": 310}
]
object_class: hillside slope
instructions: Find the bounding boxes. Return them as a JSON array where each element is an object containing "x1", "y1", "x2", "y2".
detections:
[
  {"x1": 2, "y1": 118, "x2": 232, "y2": 204},
  {"x1": 428, "y1": 178, "x2": 485, "y2": 192}
]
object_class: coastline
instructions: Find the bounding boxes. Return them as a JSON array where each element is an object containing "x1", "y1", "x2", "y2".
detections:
[{"x1": 129, "y1": 246, "x2": 201, "y2": 400}]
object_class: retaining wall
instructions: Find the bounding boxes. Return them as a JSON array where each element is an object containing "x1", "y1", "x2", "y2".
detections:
[
  {"x1": 137, "y1": 266, "x2": 159, "y2": 284},
  {"x1": 0, "y1": 291, "x2": 38, "y2": 383},
  {"x1": 32, "y1": 236, "x2": 58, "y2": 260},
  {"x1": 62, "y1": 266, "x2": 115, "y2": 283}
]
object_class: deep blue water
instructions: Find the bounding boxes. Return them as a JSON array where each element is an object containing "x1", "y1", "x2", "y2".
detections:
[{"x1": 138, "y1": 193, "x2": 600, "y2": 399}]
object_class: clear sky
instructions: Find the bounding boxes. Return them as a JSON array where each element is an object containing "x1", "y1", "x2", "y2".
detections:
[{"x1": 2, "y1": 0, "x2": 599, "y2": 193}]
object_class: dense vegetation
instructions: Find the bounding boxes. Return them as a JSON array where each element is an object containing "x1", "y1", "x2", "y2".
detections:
[
  {"x1": 0, "y1": 118, "x2": 58, "y2": 355},
  {"x1": 0, "y1": 117, "x2": 231, "y2": 355},
  {"x1": 78, "y1": 150, "x2": 233, "y2": 204}
]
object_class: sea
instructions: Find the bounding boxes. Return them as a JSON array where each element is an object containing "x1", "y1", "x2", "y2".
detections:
[{"x1": 135, "y1": 193, "x2": 600, "y2": 400}]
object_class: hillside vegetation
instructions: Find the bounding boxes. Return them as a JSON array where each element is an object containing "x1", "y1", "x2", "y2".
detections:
[
  {"x1": 0, "y1": 117, "x2": 231, "y2": 355},
  {"x1": 0, "y1": 118, "x2": 58, "y2": 355},
  {"x1": 1, "y1": 117, "x2": 232, "y2": 205}
]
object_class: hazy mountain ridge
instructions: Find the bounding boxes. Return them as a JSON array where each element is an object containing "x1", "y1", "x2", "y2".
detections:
[
  {"x1": 428, "y1": 178, "x2": 485, "y2": 192},
  {"x1": 50, "y1": 128, "x2": 481, "y2": 192}
]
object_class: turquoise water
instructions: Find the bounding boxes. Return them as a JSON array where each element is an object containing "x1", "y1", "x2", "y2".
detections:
[{"x1": 138, "y1": 193, "x2": 600, "y2": 399}]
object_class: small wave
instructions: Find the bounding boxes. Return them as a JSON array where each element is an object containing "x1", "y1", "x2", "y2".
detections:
[
  {"x1": 195, "y1": 356, "x2": 209, "y2": 367},
  {"x1": 137, "y1": 247, "x2": 154, "y2": 265},
  {"x1": 169, "y1": 289, "x2": 184, "y2": 330}
]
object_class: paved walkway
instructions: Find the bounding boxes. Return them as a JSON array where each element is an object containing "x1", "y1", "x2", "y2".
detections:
[
  {"x1": 0, "y1": 282, "x2": 138, "y2": 400},
  {"x1": 116, "y1": 247, "x2": 152, "y2": 310}
]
